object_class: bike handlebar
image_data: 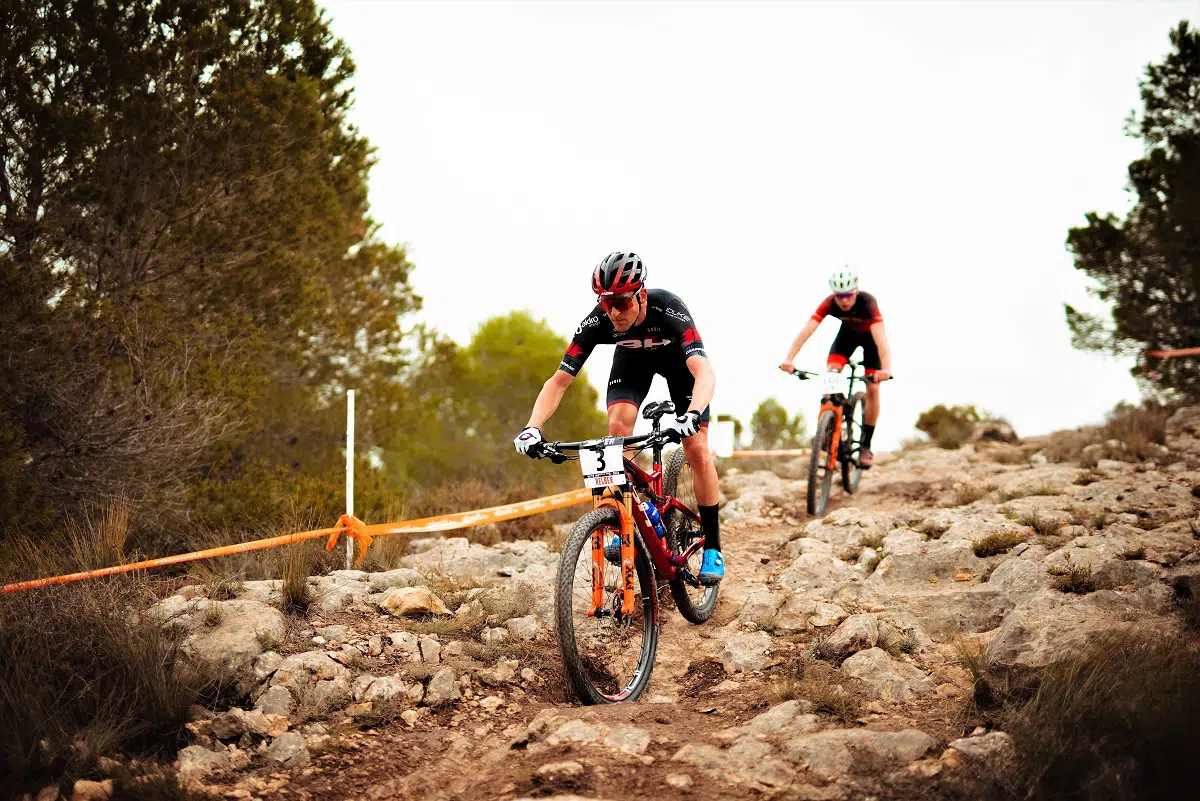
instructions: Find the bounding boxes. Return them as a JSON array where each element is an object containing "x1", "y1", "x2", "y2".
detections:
[
  {"x1": 533, "y1": 429, "x2": 679, "y2": 462},
  {"x1": 791, "y1": 368, "x2": 895, "y2": 384}
]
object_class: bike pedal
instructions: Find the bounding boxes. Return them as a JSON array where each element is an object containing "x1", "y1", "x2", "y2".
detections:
[{"x1": 675, "y1": 567, "x2": 701, "y2": 588}]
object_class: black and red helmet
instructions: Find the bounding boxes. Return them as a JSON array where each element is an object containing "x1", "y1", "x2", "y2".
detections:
[{"x1": 591, "y1": 252, "x2": 646, "y2": 296}]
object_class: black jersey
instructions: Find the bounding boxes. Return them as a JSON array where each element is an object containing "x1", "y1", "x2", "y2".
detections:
[{"x1": 558, "y1": 288, "x2": 707, "y2": 376}]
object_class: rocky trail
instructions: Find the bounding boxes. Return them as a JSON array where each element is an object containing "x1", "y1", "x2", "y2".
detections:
[{"x1": 92, "y1": 407, "x2": 1200, "y2": 801}]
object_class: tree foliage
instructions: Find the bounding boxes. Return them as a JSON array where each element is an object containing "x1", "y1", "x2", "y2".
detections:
[
  {"x1": 1066, "y1": 21, "x2": 1200, "y2": 397},
  {"x1": 0, "y1": 1, "x2": 418, "y2": 537},
  {"x1": 749, "y1": 398, "x2": 807, "y2": 450}
]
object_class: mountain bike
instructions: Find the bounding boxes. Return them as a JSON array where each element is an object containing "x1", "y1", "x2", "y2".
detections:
[
  {"x1": 531, "y1": 401, "x2": 717, "y2": 703},
  {"x1": 792, "y1": 360, "x2": 891, "y2": 516}
]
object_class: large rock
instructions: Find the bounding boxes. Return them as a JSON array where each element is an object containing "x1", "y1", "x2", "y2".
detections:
[
  {"x1": 545, "y1": 719, "x2": 652, "y2": 755},
  {"x1": 267, "y1": 650, "x2": 351, "y2": 703},
  {"x1": 718, "y1": 630, "x2": 772, "y2": 673},
  {"x1": 672, "y1": 738, "x2": 795, "y2": 791},
  {"x1": 949, "y1": 732, "x2": 1014, "y2": 762},
  {"x1": 876, "y1": 585, "x2": 1014, "y2": 639},
  {"x1": 881, "y1": 529, "x2": 926, "y2": 556},
  {"x1": 867, "y1": 539, "x2": 983, "y2": 586},
  {"x1": 822, "y1": 614, "x2": 879, "y2": 660},
  {"x1": 254, "y1": 685, "x2": 295, "y2": 717},
  {"x1": 424, "y1": 668, "x2": 461, "y2": 706},
  {"x1": 312, "y1": 571, "x2": 373, "y2": 614},
  {"x1": 803, "y1": 508, "x2": 894, "y2": 551},
  {"x1": 985, "y1": 558, "x2": 1047, "y2": 603},
  {"x1": 779, "y1": 554, "x2": 857, "y2": 591},
  {"x1": 377, "y1": 587, "x2": 451, "y2": 617},
  {"x1": 174, "y1": 600, "x2": 286, "y2": 690},
  {"x1": 840, "y1": 648, "x2": 935, "y2": 700},
  {"x1": 717, "y1": 700, "x2": 819, "y2": 741},
  {"x1": 781, "y1": 728, "x2": 935, "y2": 780},
  {"x1": 368, "y1": 568, "x2": 424, "y2": 591},
  {"x1": 988, "y1": 585, "x2": 1174, "y2": 674},
  {"x1": 176, "y1": 745, "x2": 229, "y2": 783},
  {"x1": 738, "y1": 590, "x2": 787, "y2": 626},
  {"x1": 1165, "y1": 405, "x2": 1200, "y2": 457},
  {"x1": 265, "y1": 732, "x2": 310, "y2": 767}
]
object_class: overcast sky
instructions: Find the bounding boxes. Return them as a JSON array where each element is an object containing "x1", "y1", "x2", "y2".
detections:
[{"x1": 323, "y1": 1, "x2": 1193, "y2": 450}]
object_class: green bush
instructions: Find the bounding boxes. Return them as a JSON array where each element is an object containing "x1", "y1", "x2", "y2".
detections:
[{"x1": 915, "y1": 404, "x2": 981, "y2": 449}]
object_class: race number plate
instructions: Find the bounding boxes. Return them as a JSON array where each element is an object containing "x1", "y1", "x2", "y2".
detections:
[
  {"x1": 822, "y1": 371, "x2": 843, "y2": 394},
  {"x1": 579, "y1": 444, "x2": 627, "y2": 489}
]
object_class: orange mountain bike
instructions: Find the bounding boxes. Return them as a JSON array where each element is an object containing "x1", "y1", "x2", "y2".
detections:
[
  {"x1": 792, "y1": 360, "x2": 891, "y2": 516},
  {"x1": 531, "y1": 401, "x2": 717, "y2": 703}
]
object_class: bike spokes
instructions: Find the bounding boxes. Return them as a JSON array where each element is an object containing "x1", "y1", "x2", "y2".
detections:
[{"x1": 567, "y1": 525, "x2": 649, "y2": 700}]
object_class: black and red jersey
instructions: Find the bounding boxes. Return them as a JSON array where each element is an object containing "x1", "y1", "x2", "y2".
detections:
[
  {"x1": 811, "y1": 291, "x2": 883, "y2": 334},
  {"x1": 558, "y1": 288, "x2": 707, "y2": 376}
]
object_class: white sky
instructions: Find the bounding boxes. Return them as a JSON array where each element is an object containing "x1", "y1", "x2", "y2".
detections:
[{"x1": 323, "y1": 1, "x2": 1194, "y2": 450}]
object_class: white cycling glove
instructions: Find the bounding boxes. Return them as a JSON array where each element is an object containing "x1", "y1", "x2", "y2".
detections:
[
  {"x1": 665, "y1": 411, "x2": 702, "y2": 439},
  {"x1": 514, "y1": 426, "x2": 543, "y2": 457}
]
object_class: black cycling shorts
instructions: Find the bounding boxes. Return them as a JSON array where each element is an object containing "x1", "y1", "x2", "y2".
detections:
[
  {"x1": 827, "y1": 327, "x2": 880, "y2": 374},
  {"x1": 606, "y1": 348, "x2": 711, "y2": 424}
]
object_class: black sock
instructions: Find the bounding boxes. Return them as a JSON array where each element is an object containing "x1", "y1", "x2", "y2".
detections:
[
  {"x1": 699, "y1": 504, "x2": 720, "y2": 552},
  {"x1": 862, "y1": 424, "x2": 875, "y2": 449}
]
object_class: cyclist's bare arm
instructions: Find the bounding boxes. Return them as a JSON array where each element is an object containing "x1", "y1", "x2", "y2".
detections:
[
  {"x1": 685, "y1": 354, "x2": 716, "y2": 413},
  {"x1": 780, "y1": 318, "x2": 821, "y2": 371},
  {"x1": 526, "y1": 370, "x2": 574, "y2": 429},
  {"x1": 869, "y1": 321, "x2": 893, "y2": 377}
]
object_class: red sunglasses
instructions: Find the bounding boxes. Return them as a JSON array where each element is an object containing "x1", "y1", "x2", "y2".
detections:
[
  {"x1": 599, "y1": 293, "x2": 639, "y2": 313},
  {"x1": 834, "y1": 291, "x2": 857, "y2": 301}
]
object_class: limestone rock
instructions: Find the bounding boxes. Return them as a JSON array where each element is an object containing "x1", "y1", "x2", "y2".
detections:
[
  {"x1": 718, "y1": 630, "x2": 772, "y2": 673},
  {"x1": 265, "y1": 732, "x2": 310, "y2": 767},
  {"x1": 840, "y1": 648, "x2": 935, "y2": 700},
  {"x1": 377, "y1": 587, "x2": 451, "y2": 617},
  {"x1": 822, "y1": 614, "x2": 878, "y2": 660}
]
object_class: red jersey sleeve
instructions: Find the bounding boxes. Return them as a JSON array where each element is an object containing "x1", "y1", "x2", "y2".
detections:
[{"x1": 811, "y1": 296, "x2": 834, "y2": 323}]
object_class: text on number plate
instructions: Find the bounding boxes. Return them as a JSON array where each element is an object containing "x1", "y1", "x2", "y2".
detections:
[{"x1": 579, "y1": 444, "x2": 627, "y2": 488}]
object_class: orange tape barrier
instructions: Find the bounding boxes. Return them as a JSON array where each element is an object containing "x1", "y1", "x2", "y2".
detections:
[
  {"x1": 1146, "y1": 347, "x2": 1200, "y2": 358},
  {"x1": 1, "y1": 522, "x2": 350, "y2": 594},
  {"x1": 729, "y1": 449, "x2": 811, "y2": 457},
  {"x1": 1, "y1": 490, "x2": 595, "y2": 594},
  {"x1": 362, "y1": 488, "x2": 592, "y2": 537}
]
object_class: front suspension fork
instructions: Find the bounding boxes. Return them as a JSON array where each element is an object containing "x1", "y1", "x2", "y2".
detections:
[{"x1": 592, "y1": 494, "x2": 636, "y2": 617}]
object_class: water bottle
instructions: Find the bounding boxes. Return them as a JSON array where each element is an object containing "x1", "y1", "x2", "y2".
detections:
[{"x1": 640, "y1": 500, "x2": 666, "y2": 539}]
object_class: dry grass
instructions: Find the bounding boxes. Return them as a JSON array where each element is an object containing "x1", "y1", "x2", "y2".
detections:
[
  {"x1": 770, "y1": 654, "x2": 863, "y2": 723},
  {"x1": 915, "y1": 518, "x2": 952, "y2": 538},
  {"x1": 998, "y1": 482, "x2": 1062, "y2": 502},
  {"x1": 0, "y1": 517, "x2": 214, "y2": 791},
  {"x1": 946, "y1": 482, "x2": 996, "y2": 507},
  {"x1": 1049, "y1": 558, "x2": 1095, "y2": 594},
  {"x1": 878, "y1": 627, "x2": 920, "y2": 658},
  {"x1": 1043, "y1": 402, "x2": 1175, "y2": 467},
  {"x1": 1121, "y1": 546, "x2": 1147, "y2": 560},
  {"x1": 1073, "y1": 469, "x2": 1104, "y2": 486},
  {"x1": 974, "y1": 530, "x2": 1029, "y2": 557},
  {"x1": 280, "y1": 542, "x2": 318, "y2": 615},
  {"x1": 838, "y1": 545, "x2": 863, "y2": 562},
  {"x1": 190, "y1": 561, "x2": 243, "y2": 601},
  {"x1": 996, "y1": 631, "x2": 1200, "y2": 801},
  {"x1": 1017, "y1": 512, "x2": 1063, "y2": 538},
  {"x1": 1068, "y1": 505, "x2": 1113, "y2": 531}
]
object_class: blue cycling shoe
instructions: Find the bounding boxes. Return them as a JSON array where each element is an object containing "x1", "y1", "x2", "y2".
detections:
[
  {"x1": 698, "y1": 549, "x2": 725, "y2": 585},
  {"x1": 604, "y1": 535, "x2": 622, "y2": 565}
]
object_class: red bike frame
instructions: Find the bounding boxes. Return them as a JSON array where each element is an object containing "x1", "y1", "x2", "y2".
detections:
[{"x1": 586, "y1": 447, "x2": 704, "y2": 620}]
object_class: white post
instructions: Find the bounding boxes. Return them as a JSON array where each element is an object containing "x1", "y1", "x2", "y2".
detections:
[{"x1": 345, "y1": 389, "x2": 355, "y2": 569}]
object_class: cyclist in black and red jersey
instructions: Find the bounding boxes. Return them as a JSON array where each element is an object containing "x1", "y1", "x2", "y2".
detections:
[
  {"x1": 778, "y1": 267, "x2": 893, "y2": 467},
  {"x1": 514, "y1": 252, "x2": 725, "y2": 584}
]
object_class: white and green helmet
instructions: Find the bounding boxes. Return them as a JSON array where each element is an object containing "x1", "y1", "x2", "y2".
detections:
[{"x1": 828, "y1": 267, "x2": 859, "y2": 293}]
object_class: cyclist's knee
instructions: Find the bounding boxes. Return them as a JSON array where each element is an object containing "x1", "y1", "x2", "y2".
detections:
[{"x1": 606, "y1": 403, "x2": 636, "y2": 436}]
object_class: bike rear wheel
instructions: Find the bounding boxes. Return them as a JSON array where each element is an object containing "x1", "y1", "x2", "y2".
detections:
[
  {"x1": 807, "y1": 409, "x2": 836, "y2": 516},
  {"x1": 554, "y1": 506, "x2": 659, "y2": 704},
  {"x1": 842, "y1": 391, "x2": 865, "y2": 493},
  {"x1": 662, "y1": 448, "x2": 718, "y2": 624}
]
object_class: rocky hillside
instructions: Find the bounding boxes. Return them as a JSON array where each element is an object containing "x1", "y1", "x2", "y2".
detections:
[{"x1": 45, "y1": 407, "x2": 1200, "y2": 801}]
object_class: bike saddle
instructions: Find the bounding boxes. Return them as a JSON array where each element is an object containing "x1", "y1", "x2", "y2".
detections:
[{"x1": 642, "y1": 401, "x2": 675, "y2": 421}]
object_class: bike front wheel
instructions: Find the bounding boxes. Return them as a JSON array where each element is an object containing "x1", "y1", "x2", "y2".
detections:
[
  {"x1": 554, "y1": 506, "x2": 659, "y2": 704},
  {"x1": 662, "y1": 447, "x2": 718, "y2": 624},
  {"x1": 807, "y1": 409, "x2": 837, "y2": 516},
  {"x1": 842, "y1": 391, "x2": 865, "y2": 493}
]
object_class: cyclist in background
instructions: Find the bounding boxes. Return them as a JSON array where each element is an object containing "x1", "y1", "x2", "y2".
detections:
[
  {"x1": 778, "y1": 267, "x2": 892, "y2": 467},
  {"x1": 514, "y1": 253, "x2": 725, "y2": 584}
]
